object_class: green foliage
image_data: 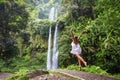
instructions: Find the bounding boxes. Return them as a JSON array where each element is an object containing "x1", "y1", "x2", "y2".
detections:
[
  {"x1": 65, "y1": 65, "x2": 109, "y2": 76},
  {"x1": 0, "y1": 52, "x2": 47, "y2": 73},
  {"x1": 65, "y1": 64, "x2": 79, "y2": 71},
  {"x1": 82, "y1": 65, "x2": 109, "y2": 75},
  {"x1": 0, "y1": 0, "x2": 29, "y2": 59},
  {"x1": 28, "y1": 19, "x2": 52, "y2": 39},
  {"x1": 26, "y1": 19, "x2": 53, "y2": 57},
  {"x1": 0, "y1": 59, "x2": 12, "y2": 72},
  {"x1": 59, "y1": 0, "x2": 120, "y2": 74},
  {"x1": 7, "y1": 69, "x2": 29, "y2": 80},
  {"x1": 0, "y1": 59, "x2": 5, "y2": 68},
  {"x1": 95, "y1": 0, "x2": 120, "y2": 15},
  {"x1": 61, "y1": 0, "x2": 95, "y2": 20},
  {"x1": 58, "y1": 12, "x2": 69, "y2": 24},
  {"x1": 83, "y1": 6, "x2": 120, "y2": 73},
  {"x1": 112, "y1": 74, "x2": 120, "y2": 79}
]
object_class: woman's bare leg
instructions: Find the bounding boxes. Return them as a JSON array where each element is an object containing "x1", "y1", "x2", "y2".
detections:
[
  {"x1": 77, "y1": 58, "x2": 81, "y2": 66},
  {"x1": 77, "y1": 58, "x2": 82, "y2": 70},
  {"x1": 75, "y1": 54, "x2": 87, "y2": 66}
]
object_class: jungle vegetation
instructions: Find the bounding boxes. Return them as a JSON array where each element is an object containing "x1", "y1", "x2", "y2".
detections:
[{"x1": 0, "y1": 0, "x2": 120, "y2": 79}]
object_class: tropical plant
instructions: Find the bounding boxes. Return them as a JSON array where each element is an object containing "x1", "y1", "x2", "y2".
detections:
[{"x1": 0, "y1": 0, "x2": 29, "y2": 59}]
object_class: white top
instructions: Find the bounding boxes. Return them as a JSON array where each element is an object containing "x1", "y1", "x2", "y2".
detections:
[{"x1": 70, "y1": 42, "x2": 82, "y2": 54}]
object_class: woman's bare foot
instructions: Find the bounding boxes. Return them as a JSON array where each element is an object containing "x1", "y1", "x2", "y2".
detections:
[{"x1": 84, "y1": 62, "x2": 87, "y2": 67}]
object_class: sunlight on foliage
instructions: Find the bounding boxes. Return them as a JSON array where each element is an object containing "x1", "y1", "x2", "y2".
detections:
[
  {"x1": 7, "y1": 69, "x2": 29, "y2": 80},
  {"x1": 83, "y1": 65, "x2": 109, "y2": 75},
  {"x1": 66, "y1": 64, "x2": 79, "y2": 71}
]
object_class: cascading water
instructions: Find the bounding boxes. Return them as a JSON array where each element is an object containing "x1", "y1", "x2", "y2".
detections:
[
  {"x1": 48, "y1": 7, "x2": 55, "y2": 20},
  {"x1": 52, "y1": 23, "x2": 59, "y2": 69},
  {"x1": 47, "y1": 27, "x2": 52, "y2": 70},
  {"x1": 47, "y1": 6, "x2": 59, "y2": 70},
  {"x1": 47, "y1": 7, "x2": 54, "y2": 70},
  {"x1": 41, "y1": 0, "x2": 44, "y2": 4}
]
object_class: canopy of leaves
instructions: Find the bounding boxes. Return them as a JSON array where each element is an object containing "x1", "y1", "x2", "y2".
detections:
[{"x1": 0, "y1": 0, "x2": 29, "y2": 59}]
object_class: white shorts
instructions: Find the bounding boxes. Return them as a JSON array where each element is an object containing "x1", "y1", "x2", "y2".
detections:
[
  {"x1": 70, "y1": 49, "x2": 82, "y2": 54},
  {"x1": 70, "y1": 42, "x2": 82, "y2": 54}
]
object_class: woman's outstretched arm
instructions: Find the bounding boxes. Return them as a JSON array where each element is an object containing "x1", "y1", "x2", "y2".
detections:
[{"x1": 70, "y1": 29, "x2": 74, "y2": 40}]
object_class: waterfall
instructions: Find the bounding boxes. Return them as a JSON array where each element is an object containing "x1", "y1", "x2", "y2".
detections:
[
  {"x1": 41, "y1": 0, "x2": 44, "y2": 4},
  {"x1": 48, "y1": 7, "x2": 55, "y2": 21},
  {"x1": 52, "y1": 23, "x2": 59, "y2": 69},
  {"x1": 47, "y1": 7, "x2": 54, "y2": 70},
  {"x1": 47, "y1": 6, "x2": 59, "y2": 70},
  {"x1": 47, "y1": 27, "x2": 52, "y2": 70}
]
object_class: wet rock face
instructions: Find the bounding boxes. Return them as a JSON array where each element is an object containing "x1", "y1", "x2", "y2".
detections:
[
  {"x1": 29, "y1": 73, "x2": 71, "y2": 80},
  {"x1": 28, "y1": 69, "x2": 49, "y2": 78}
]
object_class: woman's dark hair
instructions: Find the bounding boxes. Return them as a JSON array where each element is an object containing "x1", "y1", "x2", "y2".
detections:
[{"x1": 74, "y1": 36, "x2": 78, "y2": 39}]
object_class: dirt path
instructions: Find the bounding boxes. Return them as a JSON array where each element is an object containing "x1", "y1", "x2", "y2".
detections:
[
  {"x1": 55, "y1": 70, "x2": 120, "y2": 80},
  {"x1": 29, "y1": 69, "x2": 120, "y2": 80},
  {"x1": 0, "y1": 72, "x2": 11, "y2": 80},
  {"x1": 0, "y1": 70, "x2": 120, "y2": 80}
]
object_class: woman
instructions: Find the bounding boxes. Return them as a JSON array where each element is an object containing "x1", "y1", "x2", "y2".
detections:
[{"x1": 70, "y1": 29, "x2": 87, "y2": 70}]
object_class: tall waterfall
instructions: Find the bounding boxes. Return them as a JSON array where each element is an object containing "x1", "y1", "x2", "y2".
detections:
[
  {"x1": 47, "y1": 6, "x2": 59, "y2": 70},
  {"x1": 47, "y1": 27, "x2": 52, "y2": 70},
  {"x1": 52, "y1": 23, "x2": 59, "y2": 69}
]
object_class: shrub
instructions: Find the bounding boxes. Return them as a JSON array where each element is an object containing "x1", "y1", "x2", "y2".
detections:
[
  {"x1": 7, "y1": 69, "x2": 29, "y2": 80},
  {"x1": 82, "y1": 65, "x2": 109, "y2": 75}
]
